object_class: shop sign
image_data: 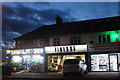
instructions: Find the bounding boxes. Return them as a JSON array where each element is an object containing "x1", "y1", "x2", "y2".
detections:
[
  {"x1": 88, "y1": 42, "x2": 120, "y2": 52},
  {"x1": 11, "y1": 49, "x2": 24, "y2": 55},
  {"x1": 6, "y1": 50, "x2": 11, "y2": 54},
  {"x1": 45, "y1": 45, "x2": 87, "y2": 53},
  {"x1": 32, "y1": 48, "x2": 44, "y2": 54},
  {"x1": 6, "y1": 48, "x2": 44, "y2": 55}
]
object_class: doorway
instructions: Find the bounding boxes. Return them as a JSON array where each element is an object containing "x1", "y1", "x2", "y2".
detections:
[{"x1": 109, "y1": 54, "x2": 118, "y2": 71}]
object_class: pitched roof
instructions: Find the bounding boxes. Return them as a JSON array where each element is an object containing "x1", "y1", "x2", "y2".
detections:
[{"x1": 13, "y1": 16, "x2": 120, "y2": 40}]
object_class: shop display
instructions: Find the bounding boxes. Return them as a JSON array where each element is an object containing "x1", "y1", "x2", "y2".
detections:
[
  {"x1": 91, "y1": 54, "x2": 109, "y2": 71},
  {"x1": 48, "y1": 55, "x2": 85, "y2": 71},
  {"x1": 91, "y1": 54, "x2": 118, "y2": 71},
  {"x1": 22, "y1": 55, "x2": 31, "y2": 65},
  {"x1": 110, "y1": 55, "x2": 118, "y2": 71},
  {"x1": 31, "y1": 55, "x2": 44, "y2": 64},
  {"x1": 12, "y1": 56, "x2": 22, "y2": 63},
  {"x1": 7, "y1": 48, "x2": 44, "y2": 72}
]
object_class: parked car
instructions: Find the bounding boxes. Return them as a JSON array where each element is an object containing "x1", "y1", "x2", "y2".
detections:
[{"x1": 63, "y1": 59, "x2": 88, "y2": 76}]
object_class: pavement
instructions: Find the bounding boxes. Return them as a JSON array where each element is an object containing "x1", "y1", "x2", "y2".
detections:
[{"x1": 1, "y1": 70, "x2": 120, "y2": 80}]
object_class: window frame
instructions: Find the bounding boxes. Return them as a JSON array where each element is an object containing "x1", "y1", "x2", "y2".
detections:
[
  {"x1": 98, "y1": 35, "x2": 110, "y2": 43},
  {"x1": 34, "y1": 39, "x2": 44, "y2": 47},
  {"x1": 70, "y1": 36, "x2": 81, "y2": 45},
  {"x1": 53, "y1": 38, "x2": 60, "y2": 46}
]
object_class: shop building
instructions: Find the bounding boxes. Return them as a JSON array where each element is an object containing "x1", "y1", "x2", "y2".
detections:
[
  {"x1": 46, "y1": 17, "x2": 120, "y2": 71},
  {"x1": 6, "y1": 48, "x2": 45, "y2": 72},
  {"x1": 45, "y1": 44, "x2": 88, "y2": 71},
  {"x1": 6, "y1": 16, "x2": 120, "y2": 72},
  {"x1": 89, "y1": 42, "x2": 120, "y2": 71}
]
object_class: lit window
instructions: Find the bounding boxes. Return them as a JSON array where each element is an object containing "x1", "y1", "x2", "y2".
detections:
[{"x1": 70, "y1": 36, "x2": 81, "y2": 45}]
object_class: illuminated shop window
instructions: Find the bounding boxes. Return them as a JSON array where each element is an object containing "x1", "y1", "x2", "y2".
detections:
[
  {"x1": 91, "y1": 54, "x2": 118, "y2": 71},
  {"x1": 22, "y1": 55, "x2": 31, "y2": 65},
  {"x1": 34, "y1": 39, "x2": 44, "y2": 47},
  {"x1": 91, "y1": 54, "x2": 109, "y2": 71},
  {"x1": 70, "y1": 36, "x2": 81, "y2": 45},
  {"x1": 109, "y1": 55, "x2": 118, "y2": 71},
  {"x1": 53, "y1": 38, "x2": 60, "y2": 46},
  {"x1": 48, "y1": 55, "x2": 85, "y2": 71},
  {"x1": 12, "y1": 56, "x2": 22, "y2": 63},
  {"x1": 31, "y1": 55, "x2": 44, "y2": 64}
]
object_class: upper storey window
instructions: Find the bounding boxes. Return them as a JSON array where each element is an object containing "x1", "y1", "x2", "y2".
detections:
[
  {"x1": 98, "y1": 35, "x2": 110, "y2": 43},
  {"x1": 70, "y1": 36, "x2": 81, "y2": 45},
  {"x1": 53, "y1": 38, "x2": 60, "y2": 46},
  {"x1": 34, "y1": 39, "x2": 44, "y2": 47},
  {"x1": 17, "y1": 40, "x2": 24, "y2": 48}
]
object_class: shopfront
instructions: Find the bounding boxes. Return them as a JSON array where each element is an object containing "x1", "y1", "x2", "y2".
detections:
[
  {"x1": 89, "y1": 42, "x2": 120, "y2": 72},
  {"x1": 6, "y1": 48, "x2": 45, "y2": 72},
  {"x1": 91, "y1": 53, "x2": 118, "y2": 71},
  {"x1": 45, "y1": 45, "x2": 88, "y2": 71}
]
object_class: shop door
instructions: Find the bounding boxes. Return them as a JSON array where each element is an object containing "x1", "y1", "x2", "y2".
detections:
[{"x1": 109, "y1": 54, "x2": 118, "y2": 71}]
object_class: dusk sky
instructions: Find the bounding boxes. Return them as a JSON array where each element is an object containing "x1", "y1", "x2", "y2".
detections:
[{"x1": 2, "y1": 2, "x2": 119, "y2": 59}]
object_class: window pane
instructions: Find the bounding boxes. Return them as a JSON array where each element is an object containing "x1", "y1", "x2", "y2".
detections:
[
  {"x1": 70, "y1": 40, "x2": 73, "y2": 45},
  {"x1": 99, "y1": 35, "x2": 101, "y2": 43},
  {"x1": 78, "y1": 40, "x2": 81, "y2": 44},
  {"x1": 57, "y1": 38, "x2": 59, "y2": 41},
  {"x1": 103, "y1": 35, "x2": 106, "y2": 43},
  {"x1": 107, "y1": 35, "x2": 110, "y2": 42},
  {"x1": 53, "y1": 38, "x2": 60, "y2": 46},
  {"x1": 70, "y1": 36, "x2": 80, "y2": 45}
]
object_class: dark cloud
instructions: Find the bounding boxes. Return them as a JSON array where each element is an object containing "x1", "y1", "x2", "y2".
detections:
[
  {"x1": 32, "y1": 2, "x2": 50, "y2": 6},
  {"x1": 2, "y1": 2, "x2": 74, "y2": 59},
  {"x1": 2, "y1": 2, "x2": 118, "y2": 59},
  {"x1": 2, "y1": 4, "x2": 15, "y2": 16},
  {"x1": 37, "y1": 8, "x2": 75, "y2": 23},
  {"x1": 2, "y1": 3, "x2": 74, "y2": 36}
]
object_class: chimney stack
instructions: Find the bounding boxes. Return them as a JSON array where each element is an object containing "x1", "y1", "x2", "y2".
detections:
[{"x1": 56, "y1": 15, "x2": 62, "y2": 24}]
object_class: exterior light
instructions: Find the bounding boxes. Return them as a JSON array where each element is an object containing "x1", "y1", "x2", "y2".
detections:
[{"x1": 6, "y1": 57, "x2": 8, "y2": 58}]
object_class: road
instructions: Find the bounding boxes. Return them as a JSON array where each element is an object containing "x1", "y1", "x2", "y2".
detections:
[{"x1": 1, "y1": 71, "x2": 120, "y2": 80}]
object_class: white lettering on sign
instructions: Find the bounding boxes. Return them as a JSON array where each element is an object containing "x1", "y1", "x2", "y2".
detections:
[{"x1": 45, "y1": 45, "x2": 87, "y2": 54}]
